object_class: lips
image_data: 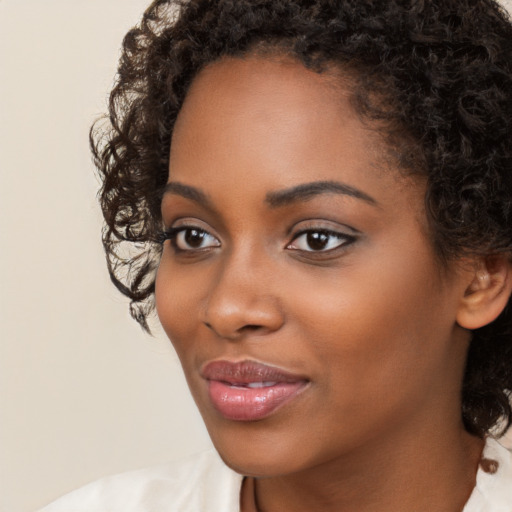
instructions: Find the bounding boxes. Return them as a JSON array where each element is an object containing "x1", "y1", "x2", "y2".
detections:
[{"x1": 201, "y1": 360, "x2": 309, "y2": 421}]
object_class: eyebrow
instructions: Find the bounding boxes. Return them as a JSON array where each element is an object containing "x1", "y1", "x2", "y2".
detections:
[
  {"x1": 162, "y1": 179, "x2": 378, "y2": 209},
  {"x1": 265, "y1": 180, "x2": 378, "y2": 208},
  {"x1": 162, "y1": 182, "x2": 215, "y2": 212}
]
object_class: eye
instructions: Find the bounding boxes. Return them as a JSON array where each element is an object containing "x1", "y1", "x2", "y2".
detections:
[
  {"x1": 161, "y1": 226, "x2": 221, "y2": 252},
  {"x1": 287, "y1": 229, "x2": 354, "y2": 252}
]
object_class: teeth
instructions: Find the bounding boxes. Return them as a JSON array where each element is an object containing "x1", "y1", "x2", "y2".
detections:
[
  {"x1": 246, "y1": 381, "x2": 277, "y2": 388},
  {"x1": 227, "y1": 381, "x2": 278, "y2": 389}
]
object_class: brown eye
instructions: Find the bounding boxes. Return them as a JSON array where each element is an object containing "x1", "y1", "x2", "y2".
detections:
[
  {"x1": 174, "y1": 228, "x2": 220, "y2": 251},
  {"x1": 288, "y1": 230, "x2": 354, "y2": 252},
  {"x1": 306, "y1": 232, "x2": 330, "y2": 251},
  {"x1": 185, "y1": 229, "x2": 206, "y2": 248}
]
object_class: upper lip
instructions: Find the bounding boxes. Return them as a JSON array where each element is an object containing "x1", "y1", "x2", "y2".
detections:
[{"x1": 201, "y1": 360, "x2": 308, "y2": 385}]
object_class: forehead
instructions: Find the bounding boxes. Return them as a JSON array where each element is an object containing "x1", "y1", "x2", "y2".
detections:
[{"x1": 168, "y1": 55, "x2": 421, "y2": 213}]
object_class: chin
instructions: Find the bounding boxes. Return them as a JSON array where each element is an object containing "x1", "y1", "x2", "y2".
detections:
[
  {"x1": 201, "y1": 414, "x2": 322, "y2": 478},
  {"x1": 214, "y1": 441, "x2": 303, "y2": 478}
]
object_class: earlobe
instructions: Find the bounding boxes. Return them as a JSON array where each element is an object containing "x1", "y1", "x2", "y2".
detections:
[{"x1": 457, "y1": 256, "x2": 512, "y2": 330}]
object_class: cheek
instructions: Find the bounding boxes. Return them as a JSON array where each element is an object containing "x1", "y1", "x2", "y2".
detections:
[
  {"x1": 288, "y1": 248, "x2": 453, "y2": 397},
  {"x1": 155, "y1": 258, "x2": 203, "y2": 353}
]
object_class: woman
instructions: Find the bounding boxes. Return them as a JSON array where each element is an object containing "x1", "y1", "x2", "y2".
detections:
[{"x1": 41, "y1": 0, "x2": 512, "y2": 510}]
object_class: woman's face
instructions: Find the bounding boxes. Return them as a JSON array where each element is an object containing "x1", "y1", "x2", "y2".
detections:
[{"x1": 156, "y1": 56, "x2": 472, "y2": 477}]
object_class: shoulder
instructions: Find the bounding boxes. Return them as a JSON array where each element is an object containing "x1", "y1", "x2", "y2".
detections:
[
  {"x1": 38, "y1": 450, "x2": 243, "y2": 512},
  {"x1": 464, "y1": 437, "x2": 512, "y2": 512}
]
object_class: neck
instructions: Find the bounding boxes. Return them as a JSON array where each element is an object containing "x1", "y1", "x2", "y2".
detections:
[{"x1": 246, "y1": 421, "x2": 484, "y2": 512}]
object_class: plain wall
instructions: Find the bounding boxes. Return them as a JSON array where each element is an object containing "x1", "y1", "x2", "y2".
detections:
[
  {"x1": 0, "y1": 2, "x2": 212, "y2": 512},
  {"x1": 1, "y1": 1, "x2": 512, "y2": 512}
]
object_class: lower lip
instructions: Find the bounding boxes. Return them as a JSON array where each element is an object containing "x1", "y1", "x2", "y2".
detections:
[{"x1": 207, "y1": 380, "x2": 307, "y2": 421}]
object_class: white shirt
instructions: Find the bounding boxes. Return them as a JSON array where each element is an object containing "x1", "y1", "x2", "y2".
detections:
[{"x1": 39, "y1": 437, "x2": 511, "y2": 512}]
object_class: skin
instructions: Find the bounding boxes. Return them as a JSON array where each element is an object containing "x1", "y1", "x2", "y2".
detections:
[{"x1": 155, "y1": 56, "x2": 485, "y2": 512}]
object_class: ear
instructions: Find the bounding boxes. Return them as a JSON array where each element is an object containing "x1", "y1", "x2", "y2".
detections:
[{"x1": 457, "y1": 255, "x2": 512, "y2": 330}]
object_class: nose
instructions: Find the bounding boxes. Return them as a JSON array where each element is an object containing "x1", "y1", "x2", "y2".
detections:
[{"x1": 202, "y1": 252, "x2": 284, "y2": 340}]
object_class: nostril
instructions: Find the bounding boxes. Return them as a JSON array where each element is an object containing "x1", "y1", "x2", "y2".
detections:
[
  {"x1": 244, "y1": 325, "x2": 261, "y2": 331},
  {"x1": 203, "y1": 321, "x2": 263, "y2": 337}
]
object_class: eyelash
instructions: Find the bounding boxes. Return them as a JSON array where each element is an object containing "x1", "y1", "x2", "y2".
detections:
[
  {"x1": 157, "y1": 225, "x2": 357, "y2": 255},
  {"x1": 287, "y1": 229, "x2": 356, "y2": 253},
  {"x1": 157, "y1": 226, "x2": 221, "y2": 252}
]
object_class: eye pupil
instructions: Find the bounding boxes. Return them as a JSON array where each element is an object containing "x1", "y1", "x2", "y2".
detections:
[
  {"x1": 185, "y1": 229, "x2": 205, "y2": 248},
  {"x1": 307, "y1": 231, "x2": 329, "y2": 251}
]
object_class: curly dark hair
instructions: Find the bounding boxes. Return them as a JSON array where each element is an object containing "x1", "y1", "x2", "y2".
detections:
[{"x1": 90, "y1": 0, "x2": 512, "y2": 438}]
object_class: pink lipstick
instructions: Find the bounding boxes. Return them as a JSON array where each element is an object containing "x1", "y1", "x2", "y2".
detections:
[{"x1": 202, "y1": 360, "x2": 308, "y2": 421}]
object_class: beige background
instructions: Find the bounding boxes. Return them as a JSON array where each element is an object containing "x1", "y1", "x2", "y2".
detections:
[
  {"x1": 0, "y1": 2, "x2": 212, "y2": 512},
  {"x1": 1, "y1": 1, "x2": 512, "y2": 511}
]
